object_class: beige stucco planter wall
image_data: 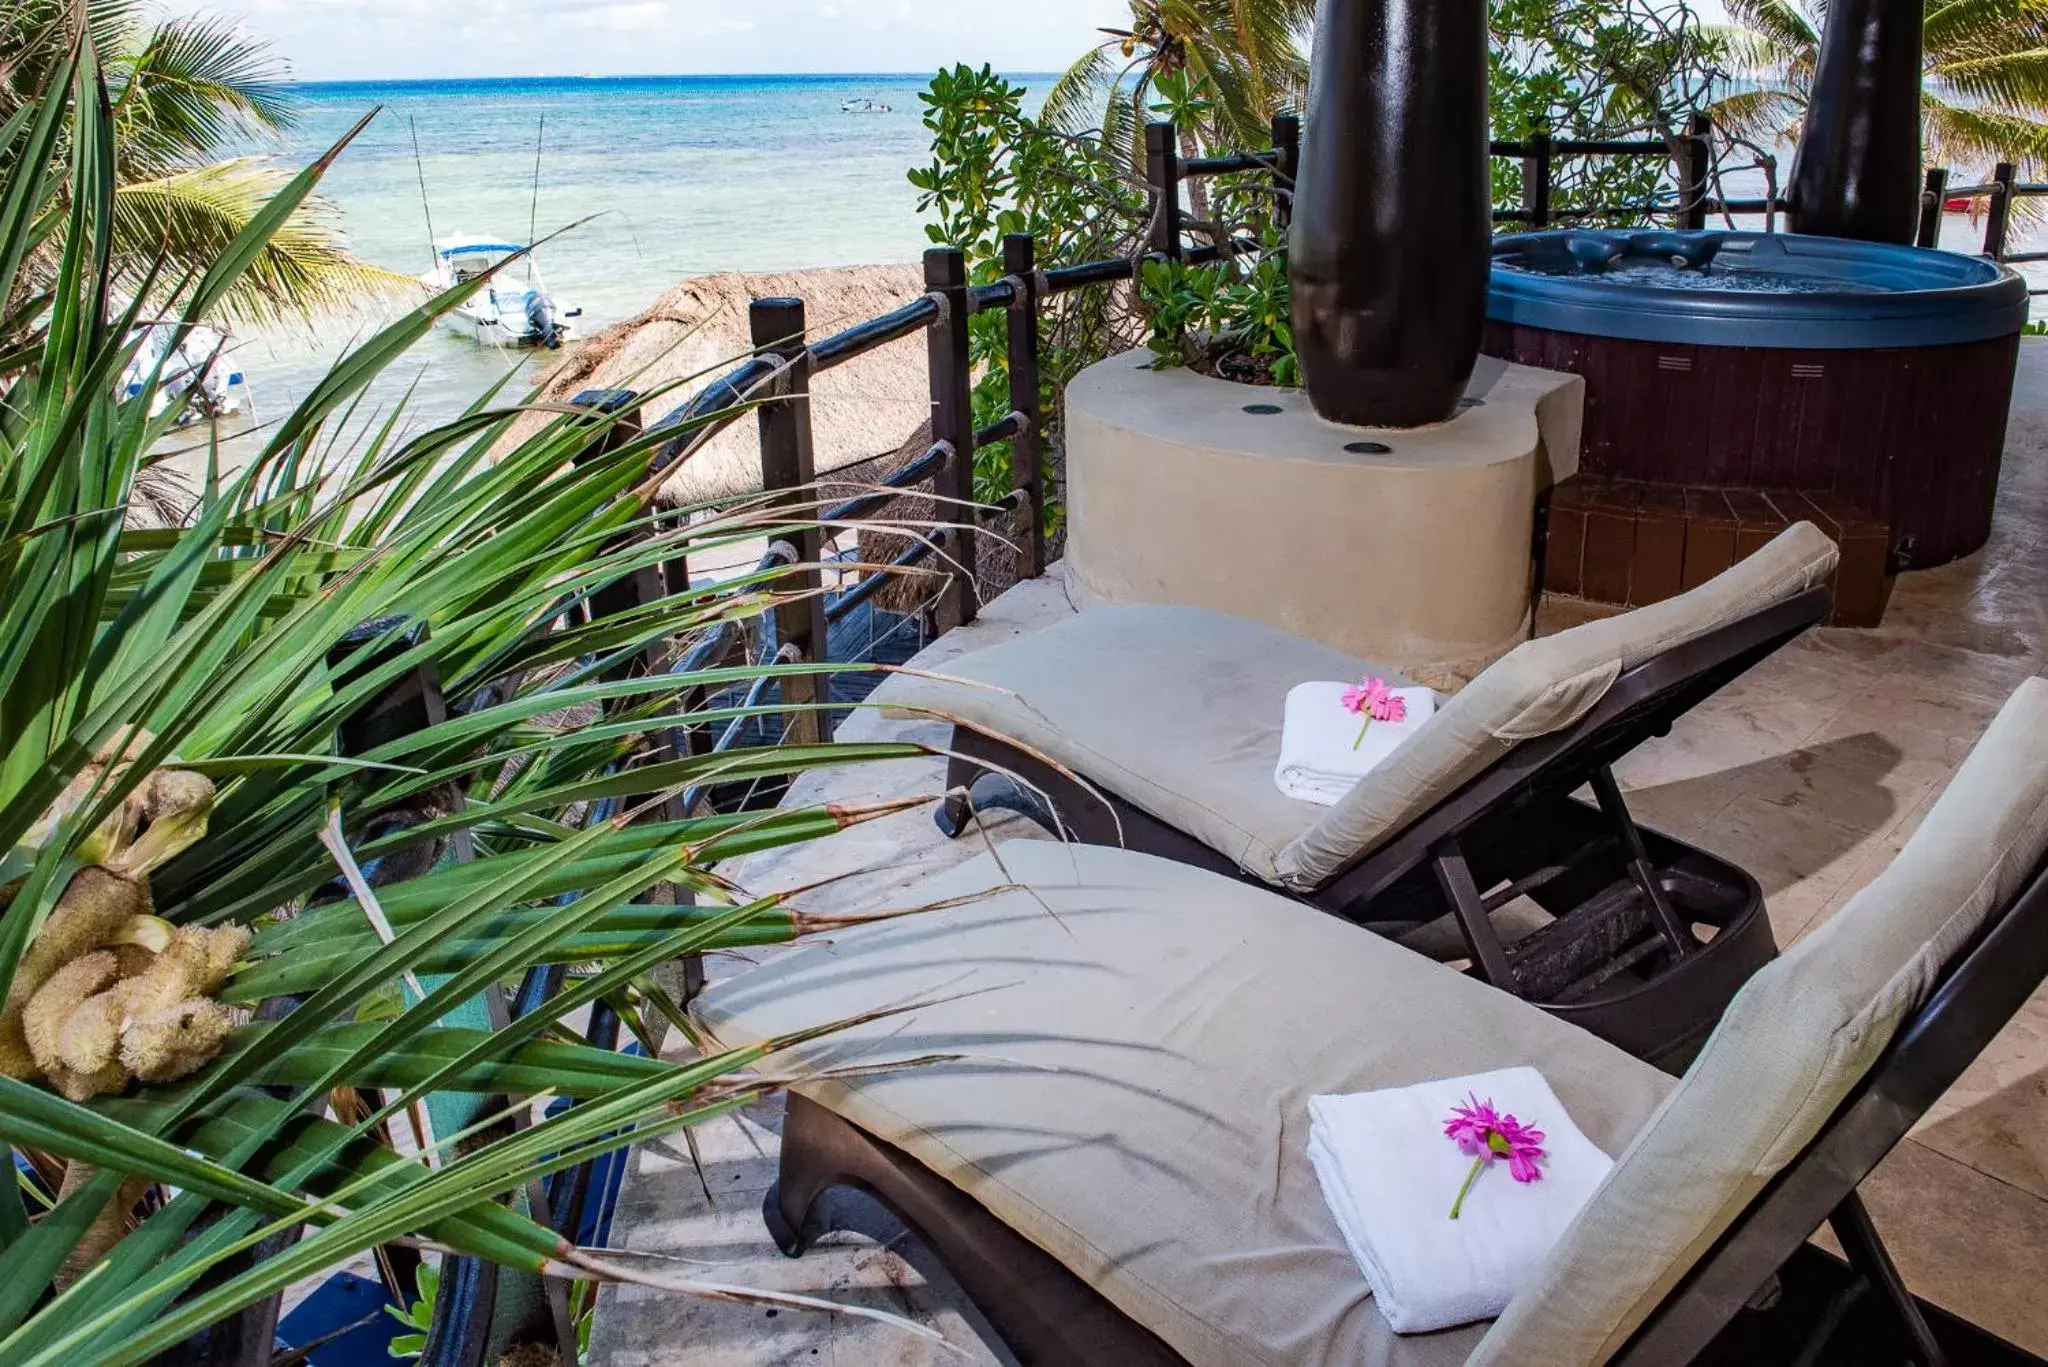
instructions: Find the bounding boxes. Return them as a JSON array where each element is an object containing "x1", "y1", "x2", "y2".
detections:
[{"x1": 1064, "y1": 350, "x2": 1584, "y2": 687}]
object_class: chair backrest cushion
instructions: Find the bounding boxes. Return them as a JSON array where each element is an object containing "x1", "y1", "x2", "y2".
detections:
[
  {"x1": 1472, "y1": 676, "x2": 2048, "y2": 1365},
  {"x1": 1274, "y1": 523, "x2": 1840, "y2": 891}
]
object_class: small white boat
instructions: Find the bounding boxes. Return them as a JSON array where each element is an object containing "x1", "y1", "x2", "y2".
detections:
[
  {"x1": 840, "y1": 96, "x2": 891, "y2": 113},
  {"x1": 120, "y1": 323, "x2": 248, "y2": 424},
  {"x1": 419, "y1": 235, "x2": 581, "y2": 348}
]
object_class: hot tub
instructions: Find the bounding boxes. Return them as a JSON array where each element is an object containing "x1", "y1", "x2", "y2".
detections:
[{"x1": 1484, "y1": 229, "x2": 2028, "y2": 568}]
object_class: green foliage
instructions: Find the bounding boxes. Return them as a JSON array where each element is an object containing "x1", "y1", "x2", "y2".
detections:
[
  {"x1": 912, "y1": 64, "x2": 1148, "y2": 514},
  {"x1": 0, "y1": 39, "x2": 942, "y2": 1365},
  {"x1": 1137, "y1": 230, "x2": 1297, "y2": 386},
  {"x1": 1713, "y1": 0, "x2": 2048, "y2": 179},
  {"x1": 1489, "y1": 0, "x2": 1722, "y2": 224},
  {"x1": 1043, "y1": 0, "x2": 1312, "y2": 168},
  {"x1": 926, "y1": 0, "x2": 1719, "y2": 401},
  {"x1": 384, "y1": 1260, "x2": 438, "y2": 1358}
]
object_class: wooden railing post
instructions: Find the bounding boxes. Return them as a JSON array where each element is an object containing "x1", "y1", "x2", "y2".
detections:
[
  {"x1": 1271, "y1": 113, "x2": 1301, "y2": 229},
  {"x1": 1916, "y1": 167, "x2": 1949, "y2": 249},
  {"x1": 1145, "y1": 120, "x2": 1183, "y2": 261},
  {"x1": 1522, "y1": 129, "x2": 1553, "y2": 229},
  {"x1": 1681, "y1": 113, "x2": 1712, "y2": 230},
  {"x1": 924, "y1": 247, "x2": 978, "y2": 631},
  {"x1": 569, "y1": 388, "x2": 668, "y2": 678},
  {"x1": 1002, "y1": 233, "x2": 1045, "y2": 580},
  {"x1": 1985, "y1": 162, "x2": 2017, "y2": 260},
  {"x1": 329, "y1": 617, "x2": 446, "y2": 765},
  {"x1": 749, "y1": 297, "x2": 829, "y2": 745},
  {"x1": 569, "y1": 387, "x2": 688, "y2": 599}
]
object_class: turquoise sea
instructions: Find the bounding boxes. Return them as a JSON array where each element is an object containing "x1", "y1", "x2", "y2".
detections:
[{"x1": 227, "y1": 73, "x2": 1038, "y2": 448}]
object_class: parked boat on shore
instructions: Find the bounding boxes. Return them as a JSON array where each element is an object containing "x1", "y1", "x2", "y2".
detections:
[
  {"x1": 419, "y1": 236, "x2": 581, "y2": 347},
  {"x1": 120, "y1": 323, "x2": 249, "y2": 424}
]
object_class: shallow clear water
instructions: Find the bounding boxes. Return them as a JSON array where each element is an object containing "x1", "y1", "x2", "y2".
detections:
[{"x1": 198, "y1": 74, "x2": 1037, "y2": 474}]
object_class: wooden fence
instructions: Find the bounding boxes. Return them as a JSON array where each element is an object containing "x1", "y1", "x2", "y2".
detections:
[{"x1": 1928, "y1": 164, "x2": 2048, "y2": 274}]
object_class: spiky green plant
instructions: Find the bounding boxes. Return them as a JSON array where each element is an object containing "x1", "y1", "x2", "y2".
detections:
[
  {"x1": 0, "y1": 38, "x2": 947, "y2": 1365},
  {"x1": 1710, "y1": 0, "x2": 2048, "y2": 176}
]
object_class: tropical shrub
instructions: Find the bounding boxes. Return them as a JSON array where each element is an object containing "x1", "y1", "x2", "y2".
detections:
[
  {"x1": 1489, "y1": 0, "x2": 1724, "y2": 224},
  {"x1": 911, "y1": 63, "x2": 1149, "y2": 513},
  {"x1": 0, "y1": 40, "x2": 942, "y2": 1366},
  {"x1": 928, "y1": 1, "x2": 1721, "y2": 404},
  {"x1": 1136, "y1": 227, "x2": 1297, "y2": 385}
]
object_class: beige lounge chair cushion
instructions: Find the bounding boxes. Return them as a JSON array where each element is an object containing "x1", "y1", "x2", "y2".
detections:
[
  {"x1": 882, "y1": 525, "x2": 1837, "y2": 894},
  {"x1": 1476, "y1": 676, "x2": 2048, "y2": 1364},
  {"x1": 1277, "y1": 522, "x2": 1839, "y2": 890},
  {"x1": 696, "y1": 841, "x2": 1674, "y2": 1367},
  {"x1": 879, "y1": 603, "x2": 1414, "y2": 880}
]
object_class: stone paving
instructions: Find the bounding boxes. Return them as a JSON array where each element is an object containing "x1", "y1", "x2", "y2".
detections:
[{"x1": 591, "y1": 340, "x2": 2048, "y2": 1366}]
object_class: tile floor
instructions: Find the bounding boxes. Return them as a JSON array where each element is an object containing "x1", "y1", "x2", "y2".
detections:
[{"x1": 590, "y1": 340, "x2": 2048, "y2": 1366}]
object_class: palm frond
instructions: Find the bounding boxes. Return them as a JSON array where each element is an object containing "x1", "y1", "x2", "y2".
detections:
[
  {"x1": 1924, "y1": 92, "x2": 2048, "y2": 172},
  {"x1": 112, "y1": 160, "x2": 422, "y2": 326},
  {"x1": 1924, "y1": 0, "x2": 2048, "y2": 59},
  {"x1": 1932, "y1": 47, "x2": 2048, "y2": 116},
  {"x1": 110, "y1": 14, "x2": 293, "y2": 176},
  {"x1": 1706, "y1": 85, "x2": 1809, "y2": 143},
  {"x1": 1708, "y1": 20, "x2": 1813, "y2": 84},
  {"x1": 1042, "y1": 43, "x2": 1121, "y2": 137},
  {"x1": 1724, "y1": 0, "x2": 1822, "y2": 54}
]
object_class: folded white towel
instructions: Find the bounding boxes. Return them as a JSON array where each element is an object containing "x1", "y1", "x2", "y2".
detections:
[
  {"x1": 1306, "y1": 1066, "x2": 1613, "y2": 1333},
  {"x1": 1275, "y1": 680, "x2": 1436, "y2": 805}
]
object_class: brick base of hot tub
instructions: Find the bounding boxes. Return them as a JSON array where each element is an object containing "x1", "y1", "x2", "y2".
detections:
[{"x1": 1543, "y1": 476, "x2": 1894, "y2": 627}]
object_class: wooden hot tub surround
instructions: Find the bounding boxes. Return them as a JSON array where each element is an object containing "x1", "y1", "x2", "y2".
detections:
[{"x1": 1485, "y1": 320, "x2": 2022, "y2": 570}]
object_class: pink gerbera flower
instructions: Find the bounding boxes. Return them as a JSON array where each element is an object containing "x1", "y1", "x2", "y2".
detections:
[
  {"x1": 1341, "y1": 676, "x2": 1408, "y2": 750},
  {"x1": 1444, "y1": 1093, "x2": 1547, "y2": 1219}
]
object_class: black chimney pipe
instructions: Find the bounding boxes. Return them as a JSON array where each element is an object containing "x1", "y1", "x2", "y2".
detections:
[
  {"x1": 1786, "y1": 0, "x2": 1923, "y2": 243},
  {"x1": 1290, "y1": 0, "x2": 1490, "y2": 428}
]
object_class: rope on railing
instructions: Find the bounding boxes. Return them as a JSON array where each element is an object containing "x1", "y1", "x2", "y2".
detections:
[
  {"x1": 994, "y1": 272, "x2": 1050, "y2": 307},
  {"x1": 974, "y1": 412, "x2": 1027, "y2": 448}
]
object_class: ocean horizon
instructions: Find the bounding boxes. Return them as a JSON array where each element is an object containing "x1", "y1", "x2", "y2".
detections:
[{"x1": 286, "y1": 72, "x2": 1034, "y2": 92}]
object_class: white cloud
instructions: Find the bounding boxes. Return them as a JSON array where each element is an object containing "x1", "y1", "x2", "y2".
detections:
[{"x1": 175, "y1": 0, "x2": 1133, "y2": 82}]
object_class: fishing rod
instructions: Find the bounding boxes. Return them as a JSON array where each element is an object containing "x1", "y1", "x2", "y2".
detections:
[
  {"x1": 408, "y1": 114, "x2": 437, "y2": 271},
  {"x1": 528, "y1": 114, "x2": 546, "y2": 253}
]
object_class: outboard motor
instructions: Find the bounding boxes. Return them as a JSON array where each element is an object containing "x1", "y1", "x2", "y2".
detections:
[{"x1": 525, "y1": 290, "x2": 563, "y2": 349}]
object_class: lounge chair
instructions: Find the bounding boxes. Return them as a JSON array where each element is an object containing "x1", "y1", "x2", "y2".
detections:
[
  {"x1": 883, "y1": 521, "x2": 1840, "y2": 1062},
  {"x1": 697, "y1": 677, "x2": 2048, "y2": 1367}
]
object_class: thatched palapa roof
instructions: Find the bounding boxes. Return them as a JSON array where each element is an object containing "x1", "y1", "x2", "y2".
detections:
[{"x1": 522, "y1": 263, "x2": 931, "y2": 507}]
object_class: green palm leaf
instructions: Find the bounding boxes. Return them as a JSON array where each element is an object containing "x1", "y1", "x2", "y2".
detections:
[{"x1": 112, "y1": 161, "x2": 422, "y2": 326}]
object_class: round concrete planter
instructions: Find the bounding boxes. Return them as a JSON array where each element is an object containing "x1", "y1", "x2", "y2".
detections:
[{"x1": 1063, "y1": 350, "x2": 1584, "y2": 686}]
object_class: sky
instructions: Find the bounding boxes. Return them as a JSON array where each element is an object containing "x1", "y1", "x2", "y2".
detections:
[{"x1": 178, "y1": 0, "x2": 1140, "y2": 83}]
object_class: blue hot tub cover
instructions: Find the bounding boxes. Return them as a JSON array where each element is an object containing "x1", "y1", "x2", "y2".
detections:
[{"x1": 1488, "y1": 229, "x2": 2028, "y2": 349}]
